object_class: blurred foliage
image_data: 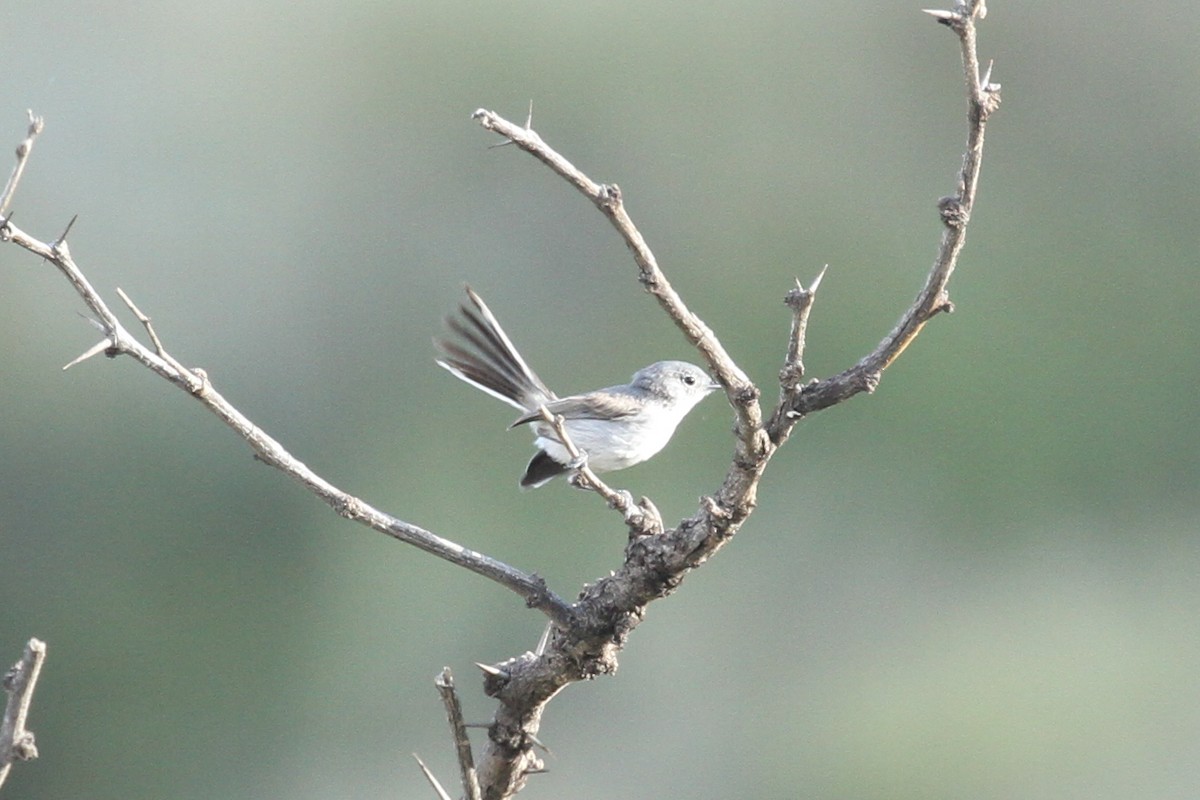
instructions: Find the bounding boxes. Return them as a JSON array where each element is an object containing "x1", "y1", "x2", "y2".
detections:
[{"x1": 1, "y1": 2, "x2": 1198, "y2": 798}]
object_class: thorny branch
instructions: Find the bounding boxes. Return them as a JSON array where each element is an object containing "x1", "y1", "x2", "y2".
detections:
[
  {"x1": 468, "y1": 4, "x2": 996, "y2": 797},
  {"x1": 769, "y1": 1, "x2": 1000, "y2": 442},
  {"x1": 1, "y1": 4, "x2": 998, "y2": 799},
  {"x1": 0, "y1": 135, "x2": 574, "y2": 629}
]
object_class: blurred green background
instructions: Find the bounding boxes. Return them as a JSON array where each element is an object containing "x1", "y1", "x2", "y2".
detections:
[{"x1": 1, "y1": 1, "x2": 1197, "y2": 798}]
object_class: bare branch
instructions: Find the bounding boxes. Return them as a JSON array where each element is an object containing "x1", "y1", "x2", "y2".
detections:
[
  {"x1": 0, "y1": 144, "x2": 575, "y2": 629},
  {"x1": 435, "y1": 668, "x2": 482, "y2": 800},
  {"x1": 779, "y1": 266, "x2": 827, "y2": 389},
  {"x1": 468, "y1": 9, "x2": 997, "y2": 797},
  {"x1": 766, "y1": 1, "x2": 998, "y2": 441},
  {"x1": 0, "y1": 638, "x2": 46, "y2": 791},
  {"x1": 0, "y1": 111, "x2": 43, "y2": 219},
  {"x1": 471, "y1": 109, "x2": 765, "y2": 458}
]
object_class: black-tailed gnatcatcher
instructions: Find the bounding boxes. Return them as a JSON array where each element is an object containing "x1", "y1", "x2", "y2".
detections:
[{"x1": 436, "y1": 287, "x2": 721, "y2": 488}]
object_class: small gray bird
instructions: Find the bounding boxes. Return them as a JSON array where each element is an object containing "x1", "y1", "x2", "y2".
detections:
[{"x1": 436, "y1": 287, "x2": 721, "y2": 488}]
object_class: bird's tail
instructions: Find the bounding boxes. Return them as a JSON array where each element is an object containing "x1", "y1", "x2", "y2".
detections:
[{"x1": 435, "y1": 286, "x2": 556, "y2": 411}]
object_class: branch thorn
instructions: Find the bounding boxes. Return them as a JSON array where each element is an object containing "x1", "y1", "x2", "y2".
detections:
[
  {"x1": 811, "y1": 263, "x2": 829, "y2": 292},
  {"x1": 526, "y1": 732, "x2": 553, "y2": 756},
  {"x1": 62, "y1": 338, "x2": 113, "y2": 370},
  {"x1": 412, "y1": 754, "x2": 454, "y2": 800},
  {"x1": 75, "y1": 311, "x2": 106, "y2": 334},
  {"x1": 922, "y1": 8, "x2": 961, "y2": 25},
  {"x1": 52, "y1": 214, "x2": 77, "y2": 249},
  {"x1": 474, "y1": 662, "x2": 506, "y2": 677}
]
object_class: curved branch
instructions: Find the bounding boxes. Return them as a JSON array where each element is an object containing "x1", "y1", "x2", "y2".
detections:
[
  {"x1": 471, "y1": 109, "x2": 764, "y2": 453},
  {"x1": 0, "y1": 193, "x2": 574, "y2": 628},
  {"x1": 469, "y1": 6, "x2": 997, "y2": 798},
  {"x1": 768, "y1": 0, "x2": 999, "y2": 443}
]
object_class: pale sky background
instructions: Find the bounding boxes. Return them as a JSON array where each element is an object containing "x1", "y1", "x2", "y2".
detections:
[{"x1": 1, "y1": 2, "x2": 1198, "y2": 799}]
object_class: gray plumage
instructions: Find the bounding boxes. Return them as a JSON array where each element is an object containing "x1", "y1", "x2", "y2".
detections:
[{"x1": 436, "y1": 287, "x2": 720, "y2": 488}]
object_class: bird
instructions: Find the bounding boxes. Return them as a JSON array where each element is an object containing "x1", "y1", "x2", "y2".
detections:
[{"x1": 435, "y1": 287, "x2": 721, "y2": 488}]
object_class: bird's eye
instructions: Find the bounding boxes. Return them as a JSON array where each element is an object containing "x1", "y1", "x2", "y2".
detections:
[{"x1": 683, "y1": 375, "x2": 696, "y2": 386}]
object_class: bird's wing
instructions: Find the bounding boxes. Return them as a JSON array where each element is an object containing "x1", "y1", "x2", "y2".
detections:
[{"x1": 509, "y1": 390, "x2": 639, "y2": 428}]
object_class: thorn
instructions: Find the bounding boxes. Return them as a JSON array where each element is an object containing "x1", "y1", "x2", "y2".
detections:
[
  {"x1": 922, "y1": 7, "x2": 968, "y2": 30},
  {"x1": 75, "y1": 311, "x2": 106, "y2": 333},
  {"x1": 809, "y1": 264, "x2": 829, "y2": 293},
  {"x1": 525, "y1": 99, "x2": 534, "y2": 129},
  {"x1": 526, "y1": 733, "x2": 553, "y2": 756},
  {"x1": 981, "y1": 59, "x2": 994, "y2": 88},
  {"x1": 474, "y1": 662, "x2": 506, "y2": 677},
  {"x1": 63, "y1": 338, "x2": 112, "y2": 370},
  {"x1": 922, "y1": 8, "x2": 959, "y2": 23},
  {"x1": 785, "y1": 265, "x2": 827, "y2": 310},
  {"x1": 412, "y1": 754, "x2": 454, "y2": 800},
  {"x1": 53, "y1": 214, "x2": 77, "y2": 248}
]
